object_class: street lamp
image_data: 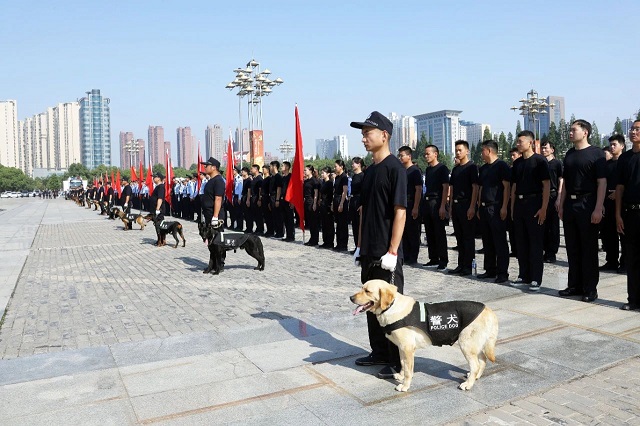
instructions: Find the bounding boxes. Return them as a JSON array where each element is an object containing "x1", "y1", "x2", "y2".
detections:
[
  {"x1": 124, "y1": 139, "x2": 138, "y2": 171},
  {"x1": 226, "y1": 59, "x2": 284, "y2": 166},
  {"x1": 278, "y1": 140, "x2": 293, "y2": 162},
  {"x1": 510, "y1": 89, "x2": 555, "y2": 150}
]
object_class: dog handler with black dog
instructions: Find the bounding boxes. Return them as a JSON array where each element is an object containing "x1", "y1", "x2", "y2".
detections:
[
  {"x1": 200, "y1": 157, "x2": 227, "y2": 272},
  {"x1": 351, "y1": 111, "x2": 407, "y2": 379}
]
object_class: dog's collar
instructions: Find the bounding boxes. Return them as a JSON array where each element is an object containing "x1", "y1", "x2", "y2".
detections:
[{"x1": 379, "y1": 299, "x2": 395, "y2": 315}]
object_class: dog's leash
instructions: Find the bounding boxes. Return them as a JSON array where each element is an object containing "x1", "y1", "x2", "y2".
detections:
[{"x1": 370, "y1": 260, "x2": 396, "y2": 286}]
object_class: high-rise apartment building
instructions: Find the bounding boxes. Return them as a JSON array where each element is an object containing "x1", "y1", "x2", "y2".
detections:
[
  {"x1": 148, "y1": 126, "x2": 165, "y2": 167},
  {"x1": 414, "y1": 110, "x2": 462, "y2": 156},
  {"x1": 234, "y1": 128, "x2": 249, "y2": 153},
  {"x1": 388, "y1": 112, "x2": 418, "y2": 151},
  {"x1": 79, "y1": 89, "x2": 111, "y2": 169},
  {"x1": 336, "y1": 135, "x2": 348, "y2": 158},
  {"x1": 205, "y1": 125, "x2": 224, "y2": 161},
  {"x1": 459, "y1": 121, "x2": 491, "y2": 147},
  {"x1": 177, "y1": 127, "x2": 195, "y2": 168},
  {"x1": 315, "y1": 138, "x2": 336, "y2": 159},
  {"x1": 0, "y1": 100, "x2": 19, "y2": 169},
  {"x1": 54, "y1": 102, "x2": 81, "y2": 169}
]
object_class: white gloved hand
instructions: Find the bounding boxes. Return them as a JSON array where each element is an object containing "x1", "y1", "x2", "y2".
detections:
[
  {"x1": 353, "y1": 247, "x2": 361, "y2": 267},
  {"x1": 155, "y1": 210, "x2": 161, "y2": 215},
  {"x1": 380, "y1": 252, "x2": 397, "y2": 271},
  {"x1": 123, "y1": 203, "x2": 128, "y2": 208},
  {"x1": 211, "y1": 217, "x2": 222, "y2": 228}
]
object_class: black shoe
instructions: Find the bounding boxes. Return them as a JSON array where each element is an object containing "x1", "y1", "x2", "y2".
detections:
[
  {"x1": 437, "y1": 263, "x2": 448, "y2": 271},
  {"x1": 559, "y1": 287, "x2": 583, "y2": 297},
  {"x1": 452, "y1": 246, "x2": 459, "y2": 251},
  {"x1": 620, "y1": 303, "x2": 639, "y2": 311},
  {"x1": 405, "y1": 260, "x2": 417, "y2": 266},
  {"x1": 333, "y1": 246, "x2": 348, "y2": 252},
  {"x1": 319, "y1": 244, "x2": 334, "y2": 249},
  {"x1": 458, "y1": 269, "x2": 472, "y2": 277},
  {"x1": 582, "y1": 291, "x2": 598, "y2": 302},
  {"x1": 476, "y1": 248, "x2": 485, "y2": 254},
  {"x1": 618, "y1": 265, "x2": 627, "y2": 274},
  {"x1": 274, "y1": 234, "x2": 285, "y2": 239},
  {"x1": 477, "y1": 272, "x2": 496, "y2": 279},
  {"x1": 509, "y1": 252, "x2": 517, "y2": 258},
  {"x1": 423, "y1": 260, "x2": 439, "y2": 267},
  {"x1": 377, "y1": 365, "x2": 399, "y2": 379},
  {"x1": 355, "y1": 354, "x2": 389, "y2": 366},
  {"x1": 599, "y1": 263, "x2": 618, "y2": 271},
  {"x1": 448, "y1": 266, "x2": 463, "y2": 275},
  {"x1": 495, "y1": 275, "x2": 509, "y2": 284},
  {"x1": 544, "y1": 255, "x2": 556, "y2": 263},
  {"x1": 284, "y1": 237, "x2": 295, "y2": 242}
]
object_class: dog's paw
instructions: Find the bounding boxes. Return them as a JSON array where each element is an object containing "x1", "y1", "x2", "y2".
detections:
[
  {"x1": 458, "y1": 381, "x2": 473, "y2": 391},
  {"x1": 394, "y1": 384, "x2": 409, "y2": 392},
  {"x1": 393, "y1": 373, "x2": 404, "y2": 382}
]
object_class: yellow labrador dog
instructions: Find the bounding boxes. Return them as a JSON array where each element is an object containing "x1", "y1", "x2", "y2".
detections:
[{"x1": 350, "y1": 279, "x2": 498, "y2": 392}]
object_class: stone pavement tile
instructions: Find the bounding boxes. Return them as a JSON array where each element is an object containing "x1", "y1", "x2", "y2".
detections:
[
  {"x1": 0, "y1": 346, "x2": 115, "y2": 386},
  {"x1": 239, "y1": 331, "x2": 364, "y2": 373},
  {"x1": 218, "y1": 316, "x2": 327, "y2": 349},
  {"x1": 119, "y1": 349, "x2": 262, "y2": 397},
  {"x1": 502, "y1": 327, "x2": 640, "y2": 374},
  {"x1": 493, "y1": 309, "x2": 560, "y2": 341},
  {"x1": 110, "y1": 330, "x2": 231, "y2": 367},
  {"x1": 3, "y1": 398, "x2": 137, "y2": 426},
  {"x1": 0, "y1": 368, "x2": 125, "y2": 420},
  {"x1": 129, "y1": 367, "x2": 322, "y2": 423},
  {"x1": 547, "y1": 303, "x2": 637, "y2": 330}
]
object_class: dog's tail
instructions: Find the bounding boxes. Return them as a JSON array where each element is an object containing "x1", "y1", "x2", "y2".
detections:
[{"x1": 483, "y1": 308, "x2": 499, "y2": 363}]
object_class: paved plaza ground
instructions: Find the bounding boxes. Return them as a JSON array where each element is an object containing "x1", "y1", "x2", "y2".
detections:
[{"x1": 0, "y1": 197, "x2": 638, "y2": 425}]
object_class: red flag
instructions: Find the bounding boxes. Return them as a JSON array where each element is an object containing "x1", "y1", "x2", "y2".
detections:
[
  {"x1": 130, "y1": 166, "x2": 138, "y2": 182},
  {"x1": 225, "y1": 135, "x2": 234, "y2": 202},
  {"x1": 165, "y1": 149, "x2": 173, "y2": 206},
  {"x1": 115, "y1": 169, "x2": 122, "y2": 194},
  {"x1": 145, "y1": 165, "x2": 153, "y2": 195},
  {"x1": 110, "y1": 170, "x2": 115, "y2": 190},
  {"x1": 196, "y1": 146, "x2": 202, "y2": 193},
  {"x1": 285, "y1": 105, "x2": 305, "y2": 232},
  {"x1": 139, "y1": 161, "x2": 144, "y2": 189}
]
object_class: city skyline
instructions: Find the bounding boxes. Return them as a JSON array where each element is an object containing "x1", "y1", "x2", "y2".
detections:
[{"x1": 1, "y1": 1, "x2": 638, "y2": 167}]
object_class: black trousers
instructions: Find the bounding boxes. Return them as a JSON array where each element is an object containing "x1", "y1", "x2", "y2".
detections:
[
  {"x1": 402, "y1": 204, "x2": 421, "y2": 263},
  {"x1": 304, "y1": 201, "x2": 319, "y2": 244},
  {"x1": 361, "y1": 255, "x2": 404, "y2": 369},
  {"x1": 423, "y1": 198, "x2": 448, "y2": 264},
  {"x1": 281, "y1": 200, "x2": 295, "y2": 239},
  {"x1": 479, "y1": 204, "x2": 509, "y2": 276},
  {"x1": 320, "y1": 203, "x2": 334, "y2": 246},
  {"x1": 543, "y1": 193, "x2": 560, "y2": 257},
  {"x1": 232, "y1": 196, "x2": 243, "y2": 229},
  {"x1": 252, "y1": 197, "x2": 264, "y2": 233},
  {"x1": 623, "y1": 209, "x2": 640, "y2": 305},
  {"x1": 333, "y1": 199, "x2": 349, "y2": 249},
  {"x1": 563, "y1": 196, "x2": 599, "y2": 293},
  {"x1": 181, "y1": 196, "x2": 191, "y2": 220},
  {"x1": 270, "y1": 197, "x2": 284, "y2": 237},
  {"x1": 513, "y1": 196, "x2": 544, "y2": 284},
  {"x1": 242, "y1": 196, "x2": 253, "y2": 232},
  {"x1": 349, "y1": 197, "x2": 361, "y2": 248},
  {"x1": 452, "y1": 199, "x2": 475, "y2": 271},
  {"x1": 262, "y1": 199, "x2": 273, "y2": 236},
  {"x1": 601, "y1": 198, "x2": 625, "y2": 266},
  {"x1": 194, "y1": 195, "x2": 202, "y2": 222}
]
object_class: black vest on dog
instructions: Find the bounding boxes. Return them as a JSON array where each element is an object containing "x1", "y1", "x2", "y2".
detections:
[
  {"x1": 212, "y1": 230, "x2": 250, "y2": 250},
  {"x1": 383, "y1": 301, "x2": 485, "y2": 346}
]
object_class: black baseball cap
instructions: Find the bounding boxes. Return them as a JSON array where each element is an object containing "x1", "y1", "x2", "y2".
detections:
[
  {"x1": 153, "y1": 172, "x2": 165, "y2": 179},
  {"x1": 350, "y1": 111, "x2": 393, "y2": 136},
  {"x1": 200, "y1": 157, "x2": 221, "y2": 169}
]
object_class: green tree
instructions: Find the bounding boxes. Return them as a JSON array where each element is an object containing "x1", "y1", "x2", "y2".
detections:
[
  {"x1": 153, "y1": 164, "x2": 166, "y2": 175},
  {"x1": 67, "y1": 163, "x2": 90, "y2": 179},
  {"x1": 438, "y1": 152, "x2": 454, "y2": 170},
  {"x1": 0, "y1": 165, "x2": 35, "y2": 191},
  {"x1": 483, "y1": 127, "x2": 492, "y2": 142},
  {"x1": 636, "y1": 109, "x2": 640, "y2": 120},
  {"x1": 498, "y1": 132, "x2": 509, "y2": 160},
  {"x1": 547, "y1": 122, "x2": 560, "y2": 153},
  {"x1": 470, "y1": 141, "x2": 483, "y2": 165},
  {"x1": 507, "y1": 132, "x2": 514, "y2": 147},
  {"x1": 45, "y1": 175, "x2": 62, "y2": 191},
  {"x1": 414, "y1": 132, "x2": 429, "y2": 162},
  {"x1": 591, "y1": 122, "x2": 602, "y2": 147},
  {"x1": 557, "y1": 118, "x2": 571, "y2": 159},
  {"x1": 614, "y1": 117, "x2": 623, "y2": 135},
  {"x1": 516, "y1": 120, "x2": 522, "y2": 136}
]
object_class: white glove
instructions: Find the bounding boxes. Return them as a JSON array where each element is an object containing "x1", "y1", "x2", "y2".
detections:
[
  {"x1": 353, "y1": 247, "x2": 361, "y2": 267},
  {"x1": 123, "y1": 203, "x2": 128, "y2": 208},
  {"x1": 211, "y1": 217, "x2": 222, "y2": 228},
  {"x1": 380, "y1": 252, "x2": 397, "y2": 271},
  {"x1": 155, "y1": 210, "x2": 161, "y2": 215}
]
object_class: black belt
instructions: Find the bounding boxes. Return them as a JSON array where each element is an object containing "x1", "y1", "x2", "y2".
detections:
[
  {"x1": 624, "y1": 203, "x2": 640, "y2": 210},
  {"x1": 480, "y1": 201, "x2": 499, "y2": 207},
  {"x1": 516, "y1": 193, "x2": 540, "y2": 200},
  {"x1": 452, "y1": 198, "x2": 468, "y2": 204},
  {"x1": 568, "y1": 193, "x2": 592, "y2": 200}
]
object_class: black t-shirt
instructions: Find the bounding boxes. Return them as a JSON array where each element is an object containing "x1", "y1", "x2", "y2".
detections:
[
  {"x1": 406, "y1": 165, "x2": 423, "y2": 204},
  {"x1": 424, "y1": 163, "x2": 450, "y2": 197},
  {"x1": 269, "y1": 173, "x2": 283, "y2": 198},
  {"x1": 511, "y1": 154, "x2": 550, "y2": 195},
  {"x1": 450, "y1": 162, "x2": 478, "y2": 200},
  {"x1": 478, "y1": 159, "x2": 510, "y2": 204},
  {"x1": 303, "y1": 178, "x2": 319, "y2": 204},
  {"x1": 202, "y1": 175, "x2": 225, "y2": 220},
  {"x1": 282, "y1": 174, "x2": 291, "y2": 196},
  {"x1": 562, "y1": 145, "x2": 606, "y2": 194},
  {"x1": 251, "y1": 175, "x2": 262, "y2": 198},
  {"x1": 351, "y1": 172, "x2": 364, "y2": 197},
  {"x1": 320, "y1": 179, "x2": 333, "y2": 205},
  {"x1": 616, "y1": 149, "x2": 640, "y2": 204},
  {"x1": 605, "y1": 159, "x2": 618, "y2": 191},
  {"x1": 242, "y1": 177, "x2": 251, "y2": 197},
  {"x1": 121, "y1": 185, "x2": 132, "y2": 204},
  {"x1": 360, "y1": 155, "x2": 407, "y2": 258},
  {"x1": 333, "y1": 173, "x2": 348, "y2": 200},
  {"x1": 150, "y1": 183, "x2": 165, "y2": 211},
  {"x1": 547, "y1": 158, "x2": 563, "y2": 193},
  {"x1": 261, "y1": 175, "x2": 270, "y2": 200}
]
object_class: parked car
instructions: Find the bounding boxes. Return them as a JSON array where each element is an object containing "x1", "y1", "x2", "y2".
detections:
[{"x1": 0, "y1": 191, "x2": 10, "y2": 198}]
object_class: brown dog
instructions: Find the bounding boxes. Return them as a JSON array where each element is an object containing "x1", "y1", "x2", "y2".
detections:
[
  {"x1": 115, "y1": 209, "x2": 147, "y2": 231},
  {"x1": 350, "y1": 279, "x2": 498, "y2": 392}
]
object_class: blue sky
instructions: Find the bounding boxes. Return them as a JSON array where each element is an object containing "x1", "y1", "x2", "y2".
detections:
[{"x1": 1, "y1": 0, "x2": 638, "y2": 163}]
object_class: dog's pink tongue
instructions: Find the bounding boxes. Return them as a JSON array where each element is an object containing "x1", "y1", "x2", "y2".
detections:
[
  {"x1": 353, "y1": 305, "x2": 364, "y2": 315},
  {"x1": 205, "y1": 239, "x2": 208, "y2": 245}
]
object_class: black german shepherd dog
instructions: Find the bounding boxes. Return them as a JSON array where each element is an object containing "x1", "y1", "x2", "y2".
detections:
[
  {"x1": 198, "y1": 222, "x2": 265, "y2": 274},
  {"x1": 146, "y1": 214, "x2": 186, "y2": 248}
]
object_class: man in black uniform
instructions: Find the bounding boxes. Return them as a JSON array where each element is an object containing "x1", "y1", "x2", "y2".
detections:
[
  {"x1": 477, "y1": 140, "x2": 511, "y2": 283},
  {"x1": 303, "y1": 165, "x2": 320, "y2": 246},
  {"x1": 261, "y1": 165, "x2": 273, "y2": 237},
  {"x1": 332, "y1": 160, "x2": 349, "y2": 251},
  {"x1": 615, "y1": 119, "x2": 640, "y2": 310},
  {"x1": 200, "y1": 157, "x2": 227, "y2": 272},
  {"x1": 349, "y1": 157, "x2": 365, "y2": 251},
  {"x1": 510, "y1": 130, "x2": 550, "y2": 292},
  {"x1": 149, "y1": 173, "x2": 166, "y2": 220},
  {"x1": 448, "y1": 140, "x2": 478, "y2": 276},
  {"x1": 398, "y1": 146, "x2": 422, "y2": 265},
  {"x1": 241, "y1": 167, "x2": 253, "y2": 233},
  {"x1": 558, "y1": 120, "x2": 606, "y2": 302},
  {"x1": 269, "y1": 161, "x2": 284, "y2": 238},
  {"x1": 422, "y1": 144, "x2": 450, "y2": 270},
  {"x1": 541, "y1": 141, "x2": 563, "y2": 263},
  {"x1": 350, "y1": 111, "x2": 407, "y2": 380},
  {"x1": 601, "y1": 134, "x2": 626, "y2": 272},
  {"x1": 507, "y1": 147, "x2": 522, "y2": 257},
  {"x1": 120, "y1": 177, "x2": 133, "y2": 215},
  {"x1": 250, "y1": 165, "x2": 264, "y2": 235},
  {"x1": 281, "y1": 161, "x2": 295, "y2": 241}
]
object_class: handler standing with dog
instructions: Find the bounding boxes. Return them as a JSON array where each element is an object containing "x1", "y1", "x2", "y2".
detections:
[
  {"x1": 200, "y1": 157, "x2": 227, "y2": 272},
  {"x1": 351, "y1": 111, "x2": 407, "y2": 379}
]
